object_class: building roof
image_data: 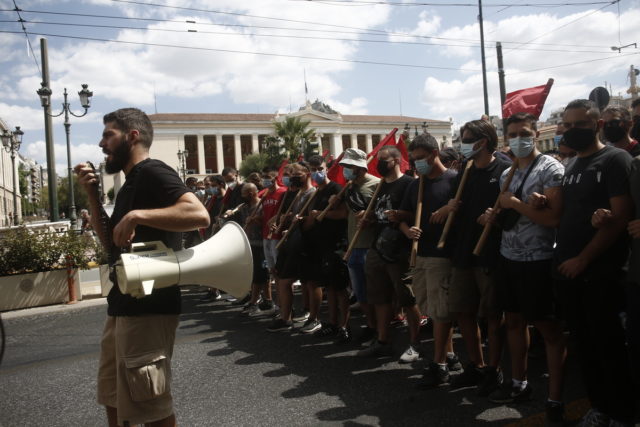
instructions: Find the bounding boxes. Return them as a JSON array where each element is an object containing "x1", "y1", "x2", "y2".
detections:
[{"x1": 149, "y1": 113, "x2": 448, "y2": 125}]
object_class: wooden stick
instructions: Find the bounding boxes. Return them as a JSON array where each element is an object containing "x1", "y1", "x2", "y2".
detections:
[
  {"x1": 242, "y1": 191, "x2": 269, "y2": 232},
  {"x1": 472, "y1": 160, "x2": 519, "y2": 256},
  {"x1": 223, "y1": 203, "x2": 245, "y2": 219},
  {"x1": 437, "y1": 159, "x2": 474, "y2": 250},
  {"x1": 343, "y1": 178, "x2": 384, "y2": 261},
  {"x1": 276, "y1": 189, "x2": 318, "y2": 250},
  {"x1": 268, "y1": 189, "x2": 301, "y2": 239},
  {"x1": 317, "y1": 181, "x2": 352, "y2": 222},
  {"x1": 410, "y1": 175, "x2": 425, "y2": 267}
]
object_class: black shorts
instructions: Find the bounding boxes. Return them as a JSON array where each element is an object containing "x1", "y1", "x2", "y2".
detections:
[
  {"x1": 497, "y1": 255, "x2": 557, "y2": 321},
  {"x1": 300, "y1": 250, "x2": 349, "y2": 290},
  {"x1": 251, "y1": 244, "x2": 268, "y2": 284},
  {"x1": 275, "y1": 229, "x2": 303, "y2": 280}
]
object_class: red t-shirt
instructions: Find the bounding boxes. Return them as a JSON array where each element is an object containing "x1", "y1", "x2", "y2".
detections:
[{"x1": 261, "y1": 186, "x2": 287, "y2": 239}]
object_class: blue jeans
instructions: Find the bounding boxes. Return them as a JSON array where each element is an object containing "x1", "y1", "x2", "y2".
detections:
[{"x1": 347, "y1": 248, "x2": 368, "y2": 303}]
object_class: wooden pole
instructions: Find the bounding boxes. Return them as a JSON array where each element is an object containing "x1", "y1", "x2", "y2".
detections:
[
  {"x1": 276, "y1": 190, "x2": 318, "y2": 250},
  {"x1": 268, "y1": 189, "x2": 301, "y2": 239},
  {"x1": 317, "y1": 181, "x2": 351, "y2": 222},
  {"x1": 437, "y1": 160, "x2": 474, "y2": 249},
  {"x1": 343, "y1": 179, "x2": 384, "y2": 261},
  {"x1": 410, "y1": 175, "x2": 425, "y2": 267}
]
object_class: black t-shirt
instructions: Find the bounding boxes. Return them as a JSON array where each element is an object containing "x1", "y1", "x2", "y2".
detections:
[
  {"x1": 108, "y1": 159, "x2": 189, "y2": 316},
  {"x1": 372, "y1": 174, "x2": 414, "y2": 245},
  {"x1": 303, "y1": 181, "x2": 346, "y2": 252},
  {"x1": 400, "y1": 169, "x2": 458, "y2": 258},
  {"x1": 554, "y1": 145, "x2": 632, "y2": 276},
  {"x1": 451, "y1": 156, "x2": 512, "y2": 269}
]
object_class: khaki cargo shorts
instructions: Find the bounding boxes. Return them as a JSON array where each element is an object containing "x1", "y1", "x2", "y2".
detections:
[
  {"x1": 411, "y1": 256, "x2": 453, "y2": 322},
  {"x1": 97, "y1": 314, "x2": 179, "y2": 426}
]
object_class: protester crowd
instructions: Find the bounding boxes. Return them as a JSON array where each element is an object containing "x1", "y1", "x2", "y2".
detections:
[{"x1": 185, "y1": 98, "x2": 640, "y2": 427}]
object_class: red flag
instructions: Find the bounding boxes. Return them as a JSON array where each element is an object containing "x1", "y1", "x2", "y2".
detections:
[
  {"x1": 502, "y1": 78, "x2": 554, "y2": 119},
  {"x1": 396, "y1": 132, "x2": 410, "y2": 173},
  {"x1": 276, "y1": 159, "x2": 289, "y2": 186},
  {"x1": 321, "y1": 149, "x2": 330, "y2": 161},
  {"x1": 367, "y1": 128, "x2": 398, "y2": 177},
  {"x1": 326, "y1": 152, "x2": 346, "y2": 185}
]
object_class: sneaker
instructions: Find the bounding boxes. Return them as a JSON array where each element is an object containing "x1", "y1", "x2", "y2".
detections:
[
  {"x1": 545, "y1": 401, "x2": 565, "y2": 427},
  {"x1": 488, "y1": 382, "x2": 533, "y2": 404},
  {"x1": 292, "y1": 309, "x2": 310, "y2": 323},
  {"x1": 419, "y1": 315, "x2": 429, "y2": 326},
  {"x1": 358, "y1": 326, "x2": 377, "y2": 344},
  {"x1": 266, "y1": 318, "x2": 293, "y2": 332},
  {"x1": 335, "y1": 327, "x2": 352, "y2": 345},
  {"x1": 477, "y1": 366, "x2": 504, "y2": 397},
  {"x1": 258, "y1": 300, "x2": 276, "y2": 315},
  {"x1": 299, "y1": 318, "x2": 322, "y2": 334},
  {"x1": 349, "y1": 301, "x2": 361, "y2": 311},
  {"x1": 446, "y1": 354, "x2": 463, "y2": 372},
  {"x1": 314, "y1": 323, "x2": 338, "y2": 338},
  {"x1": 417, "y1": 362, "x2": 450, "y2": 389},
  {"x1": 390, "y1": 314, "x2": 406, "y2": 327},
  {"x1": 399, "y1": 345, "x2": 420, "y2": 363},
  {"x1": 242, "y1": 304, "x2": 260, "y2": 317},
  {"x1": 579, "y1": 408, "x2": 610, "y2": 427},
  {"x1": 231, "y1": 293, "x2": 251, "y2": 306},
  {"x1": 451, "y1": 363, "x2": 484, "y2": 388},
  {"x1": 357, "y1": 340, "x2": 393, "y2": 358}
]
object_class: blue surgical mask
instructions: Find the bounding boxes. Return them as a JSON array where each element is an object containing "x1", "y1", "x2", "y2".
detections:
[
  {"x1": 205, "y1": 187, "x2": 216, "y2": 196},
  {"x1": 343, "y1": 168, "x2": 355, "y2": 181},
  {"x1": 312, "y1": 171, "x2": 326, "y2": 184},
  {"x1": 282, "y1": 176, "x2": 291, "y2": 187},
  {"x1": 460, "y1": 143, "x2": 477, "y2": 159},
  {"x1": 553, "y1": 135, "x2": 563, "y2": 147},
  {"x1": 508, "y1": 136, "x2": 535, "y2": 158},
  {"x1": 414, "y1": 159, "x2": 432, "y2": 176},
  {"x1": 195, "y1": 189, "x2": 205, "y2": 198},
  {"x1": 262, "y1": 178, "x2": 273, "y2": 188}
]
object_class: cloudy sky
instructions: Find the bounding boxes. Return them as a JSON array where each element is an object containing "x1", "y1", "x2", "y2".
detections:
[{"x1": 1, "y1": 0, "x2": 639, "y2": 175}]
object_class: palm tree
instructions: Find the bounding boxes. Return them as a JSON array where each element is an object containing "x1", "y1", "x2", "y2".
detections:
[{"x1": 272, "y1": 116, "x2": 317, "y2": 161}]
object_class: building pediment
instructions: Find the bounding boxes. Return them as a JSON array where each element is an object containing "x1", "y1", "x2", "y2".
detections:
[{"x1": 279, "y1": 109, "x2": 342, "y2": 123}]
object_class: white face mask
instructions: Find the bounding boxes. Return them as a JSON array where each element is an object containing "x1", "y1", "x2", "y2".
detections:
[
  {"x1": 460, "y1": 143, "x2": 477, "y2": 159},
  {"x1": 508, "y1": 136, "x2": 535, "y2": 158}
]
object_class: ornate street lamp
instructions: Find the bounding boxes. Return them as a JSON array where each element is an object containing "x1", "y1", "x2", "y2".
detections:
[
  {"x1": 37, "y1": 83, "x2": 93, "y2": 229},
  {"x1": 1, "y1": 126, "x2": 24, "y2": 226}
]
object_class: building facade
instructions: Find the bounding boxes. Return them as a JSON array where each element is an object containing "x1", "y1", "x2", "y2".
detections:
[{"x1": 0, "y1": 118, "x2": 22, "y2": 227}]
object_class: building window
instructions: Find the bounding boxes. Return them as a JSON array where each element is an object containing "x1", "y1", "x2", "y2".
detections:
[
  {"x1": 342, "y1": 135, "x2": 350, "y2": 151},
  {"x1": 184, "y1": 135, "x2": 198, "y2": 172},
  {"x1": 357, "y1": 135, "x2": 366, "y2": 152},
  {"x1": 241, "y1": 135, "x2": 253, "y2": 157},
  {"x1": 204, "y1": 135, "x2": 217, "y2": 174},
  {"x1": 222, "y1": 135, "x2": 235, "y2": 168}
]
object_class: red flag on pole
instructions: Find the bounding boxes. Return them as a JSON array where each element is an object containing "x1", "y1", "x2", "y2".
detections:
[
  {"x1": 502, "y1": 78, "x2": 554, "y2": 119},
  {"x1": 326, "y1": 152, "x2": 346, "y2": 185},
  {"x1": 276, "y1": 159, "x2": 289, "y2": 186},
  {"x1": 368, "y1": 128, "x2": 409, "y2": 177}
]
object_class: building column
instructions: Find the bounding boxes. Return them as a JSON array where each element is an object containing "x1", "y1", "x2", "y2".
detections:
[
  {"x1": 215, "y1": 134, "x2": 224, "y2": 174},
  {"x1": 330, "y1": 133, "x2": 342, "y2": 157},
  {"x1": 365, "y1": 134, "x2": 373, "y2": 153},
  {"x1": 233, "y1": 134, "x2": 242, "y2": 169},
  {"x1": 350, "y1": 134, "x2": 358, "y2": 149},
  {"x1": 197, "y1": 134, "x2": 205, "y2": 175},
  {"x1": 251, "y1": 134, "x2": 259, "y2": 154}
]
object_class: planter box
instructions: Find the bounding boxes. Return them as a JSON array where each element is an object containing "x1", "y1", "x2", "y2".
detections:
[{"x1": 0, "y1": 269, "x2": 81, "y2": 312}]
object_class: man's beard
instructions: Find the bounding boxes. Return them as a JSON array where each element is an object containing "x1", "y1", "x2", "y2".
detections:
[{"x1": 104, "y1": 135, "x2": 131, "y2": 174}]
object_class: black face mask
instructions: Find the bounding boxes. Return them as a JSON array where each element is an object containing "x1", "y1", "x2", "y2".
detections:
[
  {"x1": 603, "y1": 122, "x2": 627, "y2": 143},
  {"x1": 289, "y1": 175, "x2": 304, "y2": 187},
  {"x1": 562, "y1": 127, "x2": 596, "y2": 151},
  {"x1": 376, "y1": 159, "x2": 393, "y2": 177}
]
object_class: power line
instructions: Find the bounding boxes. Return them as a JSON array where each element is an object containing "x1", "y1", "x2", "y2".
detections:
[
  {"x1": 11, "y1": 1, "x2": 40, "y2": 75},
  {"x1": 286, "y1": 0, "x2": 614, "y2": 6},
  {"x1": 5, "y1": 18, "x2": 618, "y2": 54},
  {"x1": 513, "y1": 51, "x2": 638, "y2": 74}
]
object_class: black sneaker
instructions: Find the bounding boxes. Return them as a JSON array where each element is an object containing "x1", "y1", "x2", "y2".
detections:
[
  {"x1": 477, "y1": 366, "x2": 503, "y2": 397},
  {"x1": 357, "y1": 340, "x2": 393, "y2": 357},
  {"x1": 335, "y1": 327, "x2": 352, "y2": 345},
  {"x1": 358, "y1": 326, "x2": 377, "y2": 344},
  {"x1": 314, "y1": 323, "x2": 338, "y2": 338},
  {"x1": 446, "y1": 354, "x2": 463, "y2": 372},
  {"x1": 488, "y1": 382, "x2": 533, "y2": 404},
  {"x1": 417, "y1": 362, "x2": 450, "y2": 389},
  {"x1": 258, "y1": 299, "x2": 273, "y2": 310},
  {"x1": 451, "y1": 363, "x2": 484, "y2": 388},
  {"x1": 579, "y1": 408, "x2": 610, "y2": 427},
  {"x1": 292, "y1": 309, "x2": 310, "y2": 323},
  {"x1": 300, "y1": 318, "x2": 322, "y2": 334},
  {"x1": 231, "y1": 293, "x2": 251, "y2": 306},
  {"x1": 266, "y1": 318, "x2": 293, "y2": 332},
  {"x1": 545, "y1": 400, "x2": 564, "y2": 427}
]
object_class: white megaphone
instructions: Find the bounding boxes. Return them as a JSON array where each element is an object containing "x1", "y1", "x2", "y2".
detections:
[{"x1": 115, "y1": 221, "x2": 253, "y2": 299}]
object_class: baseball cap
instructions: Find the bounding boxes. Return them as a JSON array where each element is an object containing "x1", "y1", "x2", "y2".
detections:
[{"x1": 339, "y1": 148, "x2": 368, "y2": 169}]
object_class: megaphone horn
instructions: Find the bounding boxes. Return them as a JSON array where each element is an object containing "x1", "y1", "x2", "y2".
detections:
[{"x1": 115, "y1": 221, "x2": 253, "y2": 299}]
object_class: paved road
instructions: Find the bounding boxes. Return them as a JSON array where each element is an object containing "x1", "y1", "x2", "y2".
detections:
[{"x1": 0, "y1": 287, "x2": 589, "y2": 426}]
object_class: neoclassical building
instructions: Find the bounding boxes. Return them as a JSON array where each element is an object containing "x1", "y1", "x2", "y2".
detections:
[{"x1": 147, "y1": 101, "x2": 453, "y2": 177}]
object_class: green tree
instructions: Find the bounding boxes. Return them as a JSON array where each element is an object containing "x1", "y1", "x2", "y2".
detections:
[
  {"x1": 57, "y1": 175, "x2": 89, "y2": 216},
  {"x1": 272, "y1": 116, "x2": 317, "y2": 161},
  {"x1": 239, "y1": 152, "x2": 270, "y2": 178}
]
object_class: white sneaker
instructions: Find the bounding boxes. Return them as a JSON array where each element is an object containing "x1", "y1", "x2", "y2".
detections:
[
  {"x1": 246, "y1": 305, "x2": 262, "y2": 317},
  {"x1": 399, "y1": 345, "x2": 420, "y2": 363}
]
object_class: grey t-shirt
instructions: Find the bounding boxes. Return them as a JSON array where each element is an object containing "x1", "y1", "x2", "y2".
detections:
[{"x1": 499, "y1": 154, "x2": 564, "y2": 262}]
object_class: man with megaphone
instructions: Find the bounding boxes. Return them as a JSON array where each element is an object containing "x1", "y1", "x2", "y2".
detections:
[{"x1": 75, "y1": 108, "x2": 210, "y2": 427}]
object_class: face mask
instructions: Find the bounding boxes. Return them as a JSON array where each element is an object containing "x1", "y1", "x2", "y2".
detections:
[
  {"x1": 460, "y1": 143, "x2": 477, "y2": 159},
  {"x1": 376, "y1": 159, "x2": 393, "y2": 177},
  {"x1": 262, "y1": 178, "x2": 273, "y2": 188},
  {"x1": 414, "y1": 159, "x2": 432, "y2": 176},
  {"x1": 508, "y1": 136, "x2": 535, "y2": 158},
  {"x1": 563, "y1": 127, "x2": 596, "y2": 151},
  {"x1": 282, "y1": 176, "x2": 291, "y2": 187},
  {"x1": 290, "y1": 176, "x2": 303, "y2": 187},
  {"x1": 205, "y1": 187, "x2": 217, "y2": 196},
  {"x1": 343, "y1": 168, "x2": 355, "y2": 181},
  {"x1": 311, "y1": 171, "x2": 326, "y2": 185},
  {"x1": 188, "y1": 186, "x2": 196, "y2": 192},
  {"x1": 195, "y1": 189, "x2": 205, "y2": 198},
  {"x1": 553, "y1": 135, "x2": 563, "y2": 147},
  {"x1": 603, "y1": 122, "x2": 627, "y2": 143},
  {"x1": 227, "y1": 181, "x2": 237, "y2": 190}
]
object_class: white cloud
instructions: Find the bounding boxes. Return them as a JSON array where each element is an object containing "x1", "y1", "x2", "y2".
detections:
[{"x1": 23, "y1": 139, "x2": 104, "y2": 176}]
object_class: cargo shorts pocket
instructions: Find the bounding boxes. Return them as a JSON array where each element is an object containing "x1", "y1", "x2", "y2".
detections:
[{"x1": 123, "y1": 351, "x2": 170, "y2": 402}]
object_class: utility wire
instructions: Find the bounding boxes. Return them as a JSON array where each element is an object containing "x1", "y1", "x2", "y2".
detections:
[
  {"x1": 5, "y1": 18, "x2": 618, "y2": 54},
  {"x1": 287, "y1": 0, "x2": 614, "y2": 6},
  {"x1": 513, "y1": 51, "x2": 638, "y2": 74},
  {"x1": 11, "y1": 1, "x2": 40, "y2": 75}
]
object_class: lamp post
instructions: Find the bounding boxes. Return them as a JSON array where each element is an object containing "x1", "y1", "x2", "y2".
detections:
[
  {"x1": 610, "y1": 43, "x2": 637, "y2": 53},
  {"x1": 37, "y1": 83, "x2": 93, "y2": 229},
  {"x1": 1, "y1": 126, "x2": 24, "y2": 226},
  {"x1": 177, "y1": 149, "x2": 189, "y2": 181}
]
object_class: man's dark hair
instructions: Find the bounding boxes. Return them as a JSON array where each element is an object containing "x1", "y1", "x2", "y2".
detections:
[
  {"x1": 262, "y1": 166, "x2": 278, "y2": 174},
  {"x1": 564, "y1": 99, "x2": 600, "y2": 121},
  {"x1": 103, "y1": 108, "x2": 153, "y2": 148},
  {"x1": 379, "y1": 145, "x2": 401, "y2": 159},
  {"x1": 439, "y1": 147, "x2": 460, "y2": 163},
  {"x1": 185, "y1": 177, "x2": 197, "y2": 185},
  {"x1": 602, "y1": 106, "x2": 631, "y2": 122},
  {"x1": 409, "y1": 133, "x2": 439, "y2": 152},
  {"x1": 631, "y1": 98, "x2": 640, "y2": 109},
  {"x1": 461, "y1": 119, "x2": 498, "y2": 151},
  {"x1": 209, "y1": 175, "x2": 225, "y2": 186},
  {"x1": 506, "y1": 112, "x2": 538, "y2": 131},
  {"x1": 221, "y1": 167, "x2": 237, "y2": 177},
  {"x1": 308, "y1": 155, "x2": 325, "y2": 166}
]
